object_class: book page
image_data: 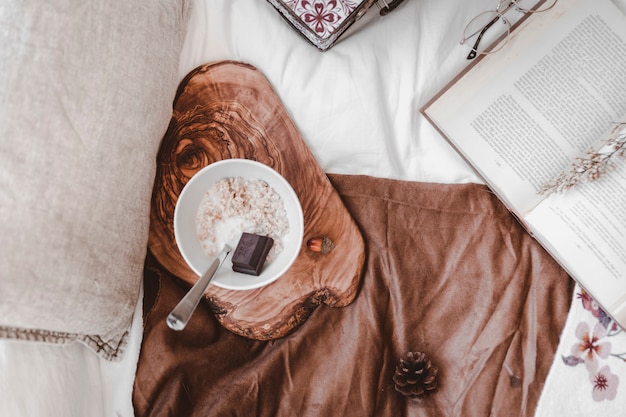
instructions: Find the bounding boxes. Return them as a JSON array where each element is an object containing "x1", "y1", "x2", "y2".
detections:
[
  {"x1": 423, "y1": 0, "x2": 626, "y2": 215},
  {"x1": 525, "y1": 156, "x2": 626, "y2": 315}
]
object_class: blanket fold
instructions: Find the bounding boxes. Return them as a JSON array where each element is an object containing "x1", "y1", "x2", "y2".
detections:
[{"x1": 134, "y1": 174, "x2": 573, "y2": 417}]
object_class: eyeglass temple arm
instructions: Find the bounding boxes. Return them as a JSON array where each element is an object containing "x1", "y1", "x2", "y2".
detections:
[{"x1": 467, "y1": 13, "x2": 502, "y2": 60}]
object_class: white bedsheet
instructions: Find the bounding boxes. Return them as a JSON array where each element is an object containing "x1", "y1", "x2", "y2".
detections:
[
  {"x1": 0, "y1": 287, "x2": 143, "y2": 417},
  {"x1": 178, "y1": 0, "x2": 482, "y2": 185},
  {"x1": 3, "y1": 0, "x2": 625, "y2": 416}
]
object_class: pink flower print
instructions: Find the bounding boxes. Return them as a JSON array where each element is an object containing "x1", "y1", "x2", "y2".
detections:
[
  {"x1": 590, "y1": 365, "x2": 618, "y2": 401},
  {"x1": 577, "y1": 291, "x2": 617, "y2": 331},
  {"x1": 578, "y1": 291, "x2": 602, "y2": 317},
  {"x1": 571, "y1": 322, "x2": 611, "y2": 371},
  {"x1": 301, "y1": 1, "x2": 339, "y2": 34}
]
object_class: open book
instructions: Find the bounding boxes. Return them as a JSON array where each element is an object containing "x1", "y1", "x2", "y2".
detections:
[{"x1": 421, "y1": 0, "x2": 626, "y2": 328}]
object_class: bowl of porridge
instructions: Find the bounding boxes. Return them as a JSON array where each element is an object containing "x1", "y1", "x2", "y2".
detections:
[{"x1": 174, "y1": 159, "x2": 304, "y2": 290}]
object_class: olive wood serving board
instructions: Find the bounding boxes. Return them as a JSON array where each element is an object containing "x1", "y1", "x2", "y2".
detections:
[{"x1": 149, "y1": 61, "x2": 365, "y2": 339}]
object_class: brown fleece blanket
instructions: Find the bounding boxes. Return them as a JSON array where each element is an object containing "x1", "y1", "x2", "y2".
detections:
[{"x1": 133, "y1": 175, "x2": 574, "y2": 417}]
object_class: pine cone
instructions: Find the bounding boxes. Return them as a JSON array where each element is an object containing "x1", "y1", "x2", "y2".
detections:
[{"x1": 393, "y1": 351, "x2": 439, "y2": 399}]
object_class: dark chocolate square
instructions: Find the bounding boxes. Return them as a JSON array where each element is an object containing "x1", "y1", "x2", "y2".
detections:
[{"x1": 232, "y1": 233, "x2": 274, "y2": 276}]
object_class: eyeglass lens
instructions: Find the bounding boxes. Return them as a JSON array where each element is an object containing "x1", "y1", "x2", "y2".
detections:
[{"x1": 461, "y1": 0, "x2": 558, "y2": 59}]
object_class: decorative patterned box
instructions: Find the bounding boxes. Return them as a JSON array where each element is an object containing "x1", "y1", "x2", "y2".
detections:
[{"x1": 267, "y1": 0, "x2": 406, "y2": 50}]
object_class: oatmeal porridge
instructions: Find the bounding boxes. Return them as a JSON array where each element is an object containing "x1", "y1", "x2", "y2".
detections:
[{"x1": 195, "y1": 177, "x2": 289, "y2": 262}]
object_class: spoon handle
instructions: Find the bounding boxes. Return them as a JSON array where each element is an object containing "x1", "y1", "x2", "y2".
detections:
[{"x1": 166, "y1": 245, "x2": 232, "y2": 331}]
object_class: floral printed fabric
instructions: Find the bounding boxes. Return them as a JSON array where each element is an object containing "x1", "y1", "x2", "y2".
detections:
[
  {"x1": 283, "y1": 0, "x2": 363, "y2": 38},
  {"x1": 565, "y1": 291, "x2": 622, "y2": 401},
  {"x1": 535, "y1": 284, "x2": 626, "y2": 416}
]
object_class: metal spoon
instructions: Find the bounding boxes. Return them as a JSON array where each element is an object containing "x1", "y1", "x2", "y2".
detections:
[{"x1": 166, "y1": 244, "x2": 232, "y2": 331}]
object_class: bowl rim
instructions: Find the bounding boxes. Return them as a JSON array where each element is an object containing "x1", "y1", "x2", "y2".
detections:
[{"x1": 173, "y1": 158, "x2": 304, "y2": 290}]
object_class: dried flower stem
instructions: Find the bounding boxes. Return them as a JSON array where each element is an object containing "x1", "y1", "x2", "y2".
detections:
[{"x1": 540, "y1": 122, "x2": 626, "y2": 195}]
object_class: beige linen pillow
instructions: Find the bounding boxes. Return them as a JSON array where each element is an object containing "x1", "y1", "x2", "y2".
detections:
[{"x1": 0, "y1": 0, "x2": 189, "y2": 360}]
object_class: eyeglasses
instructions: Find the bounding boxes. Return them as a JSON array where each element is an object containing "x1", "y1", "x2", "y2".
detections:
[{"x1": 460, "y1": 0, "x2": 558, "y2": 60}]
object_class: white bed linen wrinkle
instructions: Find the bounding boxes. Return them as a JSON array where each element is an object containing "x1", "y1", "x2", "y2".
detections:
[
  {"x1": 178, "y1": 0, "x2": 482, "y2": 184},
  {"x1": 0, "y1": 285, "x2": 143, "y2": 417}
]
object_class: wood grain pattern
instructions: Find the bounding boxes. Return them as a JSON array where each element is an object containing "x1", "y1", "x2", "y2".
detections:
[{"x1": 149, "y1": 61, "x2": 365, "y2": 339}]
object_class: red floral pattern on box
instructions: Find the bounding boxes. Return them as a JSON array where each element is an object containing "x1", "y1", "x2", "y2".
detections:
[{"x1": 284, "y1": 0, "x2": 363, "y2": 38}]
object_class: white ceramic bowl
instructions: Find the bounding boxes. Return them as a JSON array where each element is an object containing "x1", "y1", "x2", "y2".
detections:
[{"x1": 174, "y1": 159, "x2": 304, "y2": 290}]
